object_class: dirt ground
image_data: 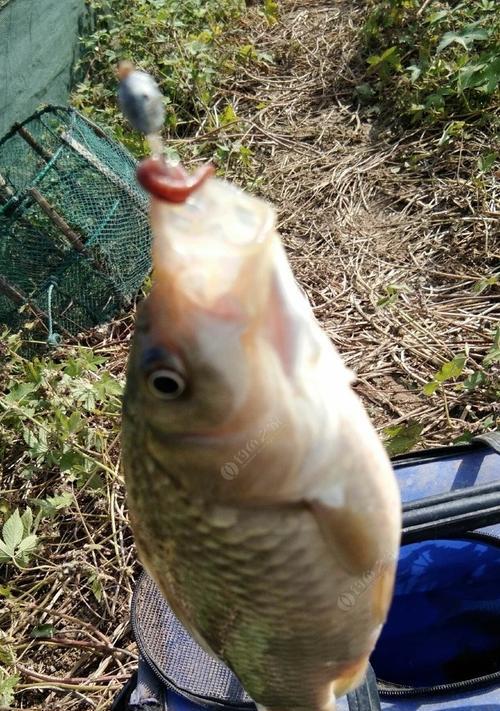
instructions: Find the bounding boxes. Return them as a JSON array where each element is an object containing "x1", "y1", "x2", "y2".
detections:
[
  {"x1": 220, "y1": 0, "x2": 498, "y2": 446},
  {"x1": 4, "y1": 1, "x2": 498, "y2": 709}
]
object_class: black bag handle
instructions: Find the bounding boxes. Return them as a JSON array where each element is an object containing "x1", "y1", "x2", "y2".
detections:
[
  {"x1": 473, "y1": 431, "x2": 500, "y2": 452},
  {"x1": 111, "y1": 655, "x2": 167, "y2": 710},
  {"x1": 401, "y1": 433, "x2": 500, "y2": 543},
  {"x1": 346, "y1": 665, "x2": 381, "y2": 711}
]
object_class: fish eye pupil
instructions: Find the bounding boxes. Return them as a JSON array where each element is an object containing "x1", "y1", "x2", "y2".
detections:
[
  {"x1": 148, "y1": 369, "x2": 185, "y2": 399},
  {"x1": 154, "y1": 375, "x2": 179, "y2": 395}
]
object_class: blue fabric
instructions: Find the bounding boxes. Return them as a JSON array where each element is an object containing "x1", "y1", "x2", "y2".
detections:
[{"x1": 371, "y1": 538, "x2": 500, "y2": 687}]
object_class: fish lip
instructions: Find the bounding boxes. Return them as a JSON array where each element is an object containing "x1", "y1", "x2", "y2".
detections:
[{"x1": 137, "y1": 157, "x2": 215, "y2": 203}]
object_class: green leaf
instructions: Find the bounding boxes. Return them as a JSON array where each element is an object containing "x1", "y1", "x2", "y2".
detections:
[
  {"x1": 423, "y1": 380, "x2": 440, "y2": 396},
  {"x1": 437, "y1": 26, "x2": 489, "y2": 53},
  {"x1": 30, "y1": 623, "x2": 55, "y2": 639},
  {"x1": 453, "y1": 431, "x2": 474, "y2": 445},
  {"x1": 406, "y1": 64, "x2": 421, "y2": 82},
  {"x1": 23, "y1": 427, "x2": 49, "y2": 457},
  {"x1": 483, "y1": 348, "x2": 500, "y2": 367},
  {"x1": 478, "y1": 152, "x2": 497, "y2": 173},
  {"x1": 377, "y1": 283, "x2": 406, "y2": 308},
  {"x1": 89, "y1": 574, "x2": 103, "y2": 602},
  {"x1": 263, "y1": 0, "x2": 279, "y2": 25},
  {"x1": 355, "y1": 83, "x2": 375, "y2": 101},
  {"x1": 367, "y1": 46, "x2": 401, "y2": 70},
  {"x1": 0, "y1": 643, "x2": 14, "y2": 664},
  {"x1": 484, "y1": 326, "x2": 500, "y2": 366},
  {"x1": 384, "y1": 422, "x2": 423, "y2": 456},
  {"x1": 426, "y1": 93, "x2": 445, "y2": 110},
  {"x1": 2, "y1": 510, "x2": 23, "y2": 553},
  {"x1": 438, "y1": 120, "x2": 465, "y2": 145},
  {"x1": 16, "y1": 534, "x2": 38, "y2": 555},
  {"x1": 220, "y1": 104, "x2": 238, "y2": 126},
  {"x1": 58, "y1": 450, "x2": 86, "y2": 472},
  {"x1": 20, "y1": 507, "x2": 33, "y2": 536},
  {"x1": 427, "y1": 10, "x2": 449, "y2": 25},
  {"x1": 32, "y1": 492, "x2": 74, "y2": 518},
  {"x1": 0, "y1": 672, "x2": 20, "y2": 707},
  {"x1": 462, "y1": 371, "x2": 487, "y2": 391},
  {"x1": 473, "y1": 273, "x2": 498, "y2": 292},
  {"x1": 435, "y1": 354, "x2": 467, "y2": 383}
]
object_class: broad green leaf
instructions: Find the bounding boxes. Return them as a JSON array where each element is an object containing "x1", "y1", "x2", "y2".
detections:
[
  {"x1": 16, "y1": 534, "x2": 38, "y2": 555},
  {"x1": 0, "y1": 672, "x2": 20, "y2": 706},
  {"x1": 384, "y1": 422, "x2": 423, "y2": 456},
  {"x1": 435, "y1": 355, "x2": 466, "y2": 382},
  {"x1": 263, "y1": 0, "x2": 279, "y2": 25},
  {"x1": 423, "y1": 381, "x2": 439, "y2": 396},
  {"x1": 473, "y1": 273, "x2": 498, "y2": 292},
  {"x1": 89, "y1": 574, "x2": 103, "y2": 602},
  {"x1": 32, "y1": 492, "x2": 74, "y2": 518},
  {"x1": 21, "y1": 507, "x2": 33, "y2": 536},
  {"x1": 407, "y1": 64, "x2": 421, "y2": 82},
  {"x1": 459, "y1": 62, "x2": 488, "y2": 90},
  {"x1": 453, "y1": 431, "x2": 474, "y2": 444},
  {"x1": 478, "y1": 153, "x2": 497, "y2": 173},
  {"x1": 2, "y1": 510, "x2": 23, "y2": 552},
  {"x1": 368, "y1": 46, "x2": 401, "y2": 69},
  {"x1": 0, "y1": 544, "x2": 13, "y2": 562},
  {"x1": 426, "y1": 93, "x2": 445, "y2": 110},
  {"x1": 427, "y1": 10, "x2": 449, "y2": 25},
  {"x1": 22, "y1": 427, "x2": 49, "y2": 457},
  {"x1": 58, "y1": 450, "x2": 86, "y2": 472},
  {"x1": 437, "y1": 27, "x2": 489, "y2": 53},
  {"x1": 4, "y1": 382, "x2": 37, "y2": 403},
  {"x1": 483, "y1": 326, "x2": 500, "y2": 366},
  {"x1": 484, "y1": 348, "x2": 500, "y2": 367},
  {"x1": 355, "y1": 83, "x2": 375, "y2": 101}
]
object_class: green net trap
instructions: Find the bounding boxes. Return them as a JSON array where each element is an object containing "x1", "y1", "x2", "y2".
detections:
[{"x1": 0, "y1": 105, "x2": 151, "y2": 345}]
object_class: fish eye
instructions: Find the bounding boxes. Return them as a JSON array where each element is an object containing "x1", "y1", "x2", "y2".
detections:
[{"x1": 147, "y1": 369, "x2": 185, "y2": 400}]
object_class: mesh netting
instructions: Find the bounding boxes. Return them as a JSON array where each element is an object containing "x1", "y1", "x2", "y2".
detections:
[{"x1": 0, "y1": 105, "x2": 151, "y2": 343}]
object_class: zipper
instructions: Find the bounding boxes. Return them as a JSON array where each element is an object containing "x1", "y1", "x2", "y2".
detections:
[
  {"x1": 377, "y1": 530, "x2": 500, "y2": 698},
  {"x1": 131, "y1": 573, "x2": 252, "y2": 710}
]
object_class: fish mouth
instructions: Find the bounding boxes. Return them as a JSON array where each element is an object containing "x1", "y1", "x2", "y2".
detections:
[
  {"x1": 137, "y1": 157, "x2": 214, "y2": 204},
  {"x1": 139, "y1": 158, "x2": 277, "y2": 321}
]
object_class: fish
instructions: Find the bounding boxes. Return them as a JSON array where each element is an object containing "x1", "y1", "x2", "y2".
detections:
[{"x1": 122, "y1": 157, "x2": 401, "y2": 711}]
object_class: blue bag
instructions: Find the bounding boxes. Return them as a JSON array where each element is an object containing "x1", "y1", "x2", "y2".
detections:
[{"x1": 113, "y1": 434, "x2": 500, "y2": 711}]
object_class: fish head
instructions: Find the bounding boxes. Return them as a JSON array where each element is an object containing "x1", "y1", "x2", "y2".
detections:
[{"x1": 125, "y1": 164, "x2": 302, "y2": 442}]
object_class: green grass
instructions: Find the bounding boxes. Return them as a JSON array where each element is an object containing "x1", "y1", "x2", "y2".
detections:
[
  {"x1": 358, "y1": 0, "x2": 499, "y2": 133},
  {"x1": 73, "y1": 0, "x2": 246, "y2": 155}
]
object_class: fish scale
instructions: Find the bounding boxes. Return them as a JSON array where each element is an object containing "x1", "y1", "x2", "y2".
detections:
[{"x1": 125, "y1": 429, "x2": 378, "y2": 708}]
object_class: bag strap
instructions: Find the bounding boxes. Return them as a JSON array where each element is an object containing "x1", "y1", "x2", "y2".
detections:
[
  {"x1": 111, "y1": 655, "x2": 167, "y2": 711},
  {"x1": 473, "y1": 431, "x2": 500, "y2": 453},
  {"x1": 346, "y1": 665, "x2": 381, "y2": 711}
]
